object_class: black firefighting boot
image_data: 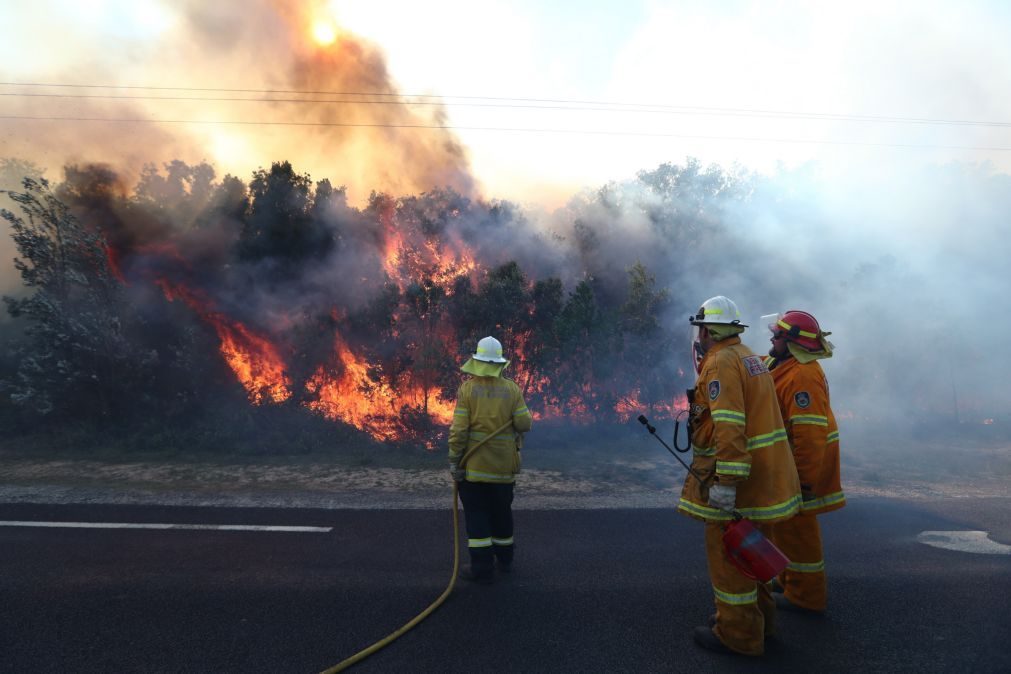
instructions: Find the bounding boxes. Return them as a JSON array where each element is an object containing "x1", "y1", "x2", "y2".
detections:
[
  {"x1": 494, "y1": 544, "x2": 513, "y2": 573},
  {"x1": 460, "y1": 547, "x2": 494, "y2": 584},
  {"x1": 458, "y1": 568, "x2": 493, "y2": 585},
  {"x1": 707, "y1": 614, "x2": 776, "y2": 640},
  {"x1": 773, "y1": 592, "x2": 824, "y2": 615},
  {"x1": 692, "y1": 626, "x2": 736, "y2": 654}
]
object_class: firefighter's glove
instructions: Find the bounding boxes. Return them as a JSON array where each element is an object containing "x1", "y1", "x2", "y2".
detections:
[
  {"x1": 708, "y1": 484, "x2": 737, "y2": 512},
  {"x1": 449, "y1": 462, "x2": 466, "y2": 483}
]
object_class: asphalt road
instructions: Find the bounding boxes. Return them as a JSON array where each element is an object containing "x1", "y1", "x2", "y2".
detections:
[{"x1": 1, "y1": 497, "x2": 1009, "y2": 673}]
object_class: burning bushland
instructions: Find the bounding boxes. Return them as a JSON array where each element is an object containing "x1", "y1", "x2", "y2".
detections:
[
  {"x1": 0, "y1": 159, "x2": 690, "y2": 452},
  {"x1": 3, "y1": 156, "x2": 1011, "y2": 461}
]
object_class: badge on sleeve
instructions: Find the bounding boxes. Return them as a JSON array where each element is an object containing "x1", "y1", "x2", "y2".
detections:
[
  {"x1": 742, "y1": 355, "x2": 769, "y2": 376},
  {"x1": 795, "y1": 391, "x2": 811, "y2": 408},
  {"x1": 709, "y1": 380, "x2": 721, "y2": 400}
]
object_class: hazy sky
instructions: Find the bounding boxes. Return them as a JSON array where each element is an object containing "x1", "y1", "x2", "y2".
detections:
[{"x1": 3, "y1": 0, "x2": 1011, "y2": 207}]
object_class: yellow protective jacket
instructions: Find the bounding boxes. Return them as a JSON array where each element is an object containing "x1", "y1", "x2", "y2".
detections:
[
  {"x1": 678, "y1": 337, "x2": 801, "y2": 523},
  {"x1": 765, "y1": 356, "x2": 845, "y2": 515},
  {"x1": 448, "y1": 376, "x2": 532, "y2": 483}
]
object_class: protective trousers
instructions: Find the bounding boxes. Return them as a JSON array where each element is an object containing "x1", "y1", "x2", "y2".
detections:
[
  {"x1": 458, "y1": 481, "x2": 514, "y2": 577},
  {"x1": 770, "y1": 510, "x2": 827, "y2": 611},
  {"x1": 705, "y1": 521, "x2": 776, "y2": 656}
]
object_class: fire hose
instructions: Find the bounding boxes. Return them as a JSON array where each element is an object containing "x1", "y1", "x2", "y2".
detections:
[{"x1": 319, "y1": 419, "x2": 515, "y2": 673}]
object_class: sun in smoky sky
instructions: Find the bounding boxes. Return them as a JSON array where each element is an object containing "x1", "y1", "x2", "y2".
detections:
[{"x1": 312, "y1": 19, "x2": 338, "y2": 46}]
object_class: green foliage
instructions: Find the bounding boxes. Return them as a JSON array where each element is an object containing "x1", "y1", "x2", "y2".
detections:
[
  {"x1": 2, "y1": 178, "x2": 140, "y2": 416},
  {"x1": 238, "y1": 161, "x2": 333, "y2": 263},
  {"x1": 134, "y1": 160, "x2": 216, "y2": 226},
  {"x1": 402, "y1": 277, "x2": 452, "y2": 415},
  {"x1": 621, "y1": 261, "x2": 670, "y2": 337},
  {"x1": 396, "y1": 187, "x2": 470, "y2": 238}
]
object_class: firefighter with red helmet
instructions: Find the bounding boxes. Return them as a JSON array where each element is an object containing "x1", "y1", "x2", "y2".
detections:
[
  {"x1": 681, "y1": 296, "x2": 801, "y2": 656},
  {"x1": 763, "y1": 310, "x2": 845, "y2": 614},
  {"x1": 448, "y1": 336, "x2": 533, "y2": 584}
]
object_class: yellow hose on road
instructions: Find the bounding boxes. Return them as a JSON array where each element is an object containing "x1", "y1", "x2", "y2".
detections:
[{"x1": 319, "y1": 420, "x2": 514, "y2": 673}]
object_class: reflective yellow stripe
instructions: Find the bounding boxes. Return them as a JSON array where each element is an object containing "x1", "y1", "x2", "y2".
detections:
[
  {"x1": 514, "y1": 406, "x2": 529, "y2": 416},
  {"x1": 465, "y1": 469, "x2": 515, "y2": 482},
  {"x1": 678, "y1": 499, "x2": 733, "y2": 521},
  {"x1": 777, "y1": 319, "x2": 817, "y2": 339},
  {"x1": 787, "y1": 560, "x2": 825, "y2": 573},
  {"x1": 713, "y1": 586, "x2": 758, "y2": 605},
  {"x1": 745, "y1": 428, "x2": 788, "y2": 450},
  {"x1": 800, "y1": 491, "x2": 845, "y2": 511},
  {"x1": 791, "y1": 414, "x2": 828, "y2": 426},
  {"x1": 693, "y1": 444, "x2": 715, "y2": 457},
  {"x1": 712, "y1": 409, "x2": 746, "y2": 425},
  {"x1": 454, "y1": 408, "x2": 469, "y2": 416},
  {"x1": 468, "y1": 537, "x2": 492, "y2": 548},
  {"x1": 678, "y1": 494, "x2": 801, "y2": 521},
  {"x1": 716, "y1": 460, "x2": 750, "y2": 476},
  {"x1": 492, "y1": 537, "x2": 513, "y2": 546},
  {"x1": 827, "y1": 430, "x2": 840, "y2": 443}
]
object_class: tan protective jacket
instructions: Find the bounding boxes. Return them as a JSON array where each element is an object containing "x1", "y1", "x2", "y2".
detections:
[
  {"x1": 448, "y1": 376, "x2": 532, "y2": 483},
  {"x1": 678, "y1": 337, "x2": 801, "y2": 523},
  {"x1": 765, "y1": 356, "x2": 845, "y2": 514}
]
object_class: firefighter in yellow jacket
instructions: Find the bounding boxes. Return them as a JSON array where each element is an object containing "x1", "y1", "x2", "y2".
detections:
[
  {"x1": 681, "y1": 296, "x2": 801, "y2": 656},
  {"x1": 763, "y1": 310, "x2": 844, "y2": 613},
  {"x1": 448, "y1": 336, "x2": 533, "y2": 584}
]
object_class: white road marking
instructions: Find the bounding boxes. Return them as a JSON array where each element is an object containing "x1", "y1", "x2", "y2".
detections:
[
  {"x1": 917, "y1": 530, "x2": 1011, "y2": 555},
  {"x1": 0, "y1": 521, "x2": 331, "y2": 532}
]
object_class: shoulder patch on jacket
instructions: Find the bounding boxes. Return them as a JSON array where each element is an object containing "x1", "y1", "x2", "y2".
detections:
[
  {"x1": 742, "y1": 355, "x2": 769, "y2": 376},
  {"x1": 795, "y1": 391, "x2": 811, "y2": 408},
  {"x1": 709, "y1": 380, "x2": 721, "y2": 400}
]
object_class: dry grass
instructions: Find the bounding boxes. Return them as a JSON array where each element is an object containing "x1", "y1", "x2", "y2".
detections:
[{"x1": 0, "y1": 438, "x2": 1006, "y2": 509}]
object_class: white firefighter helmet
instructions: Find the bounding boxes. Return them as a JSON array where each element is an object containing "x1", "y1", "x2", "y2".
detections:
[
  {"x1": 690, "y1": 296, "x2": 747, "y2": 375},
  {"x1": 689, "y1": 295, "x2": 748, "y2": 327},
  {"x1": 473, "y1": 335, "x2": 508, "y2": 363}
]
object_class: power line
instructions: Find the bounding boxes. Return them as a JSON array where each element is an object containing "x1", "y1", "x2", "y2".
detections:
[
  {"x1": 2, "y1": 114, "x2": 1009, "y2": 152},
  {"x1": 3, "y1": 81, "x2": 1011, "y2": 129}
]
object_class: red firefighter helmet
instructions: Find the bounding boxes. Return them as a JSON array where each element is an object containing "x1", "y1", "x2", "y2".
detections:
[{"x1": 770, "y1": 310, "x2": 823, "y2": 351}]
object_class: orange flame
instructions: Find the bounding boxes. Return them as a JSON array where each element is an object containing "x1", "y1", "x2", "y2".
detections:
[
  {"x1": 307, "y1": 330, "x2": 454, "y2": 440},
  {"x1": 213, "y1": 321, "x2": 292, "y2": 404},
  {"x1": 104, "y1": 244, "x2": 126, "y2": 285},
  {"x1": 157, "y1": 280, "x2": 292, "y2": 404}
]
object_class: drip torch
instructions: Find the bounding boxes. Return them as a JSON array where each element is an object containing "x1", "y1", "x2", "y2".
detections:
[{"x1": 637, "y1": 414, "x2": 790, "y2": 583}]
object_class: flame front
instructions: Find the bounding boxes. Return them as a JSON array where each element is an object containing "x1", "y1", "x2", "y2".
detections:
[
  {"x1": 214, "y1": 321, "x2": 292, "y2": 404},
  {"x1": 157, "y1": 280, "x2": 292, "y2": 404},
  {"x1": 135, "y1": 200, "x2": 677, "y2": 443},
  {"x1": 307, "y1": 331, "x2": 454, "y2": 440}
]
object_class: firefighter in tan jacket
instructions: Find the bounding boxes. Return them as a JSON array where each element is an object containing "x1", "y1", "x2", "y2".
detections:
[
  {"x1": 448, "y1": 336, "x2": 533, "y2": 584},
  {"x1": 681, "y1": 296, "x2": 801, "y2": 656},
  {"x1": 763, "y1": 310, "x2": 844, "y2": 613}
]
